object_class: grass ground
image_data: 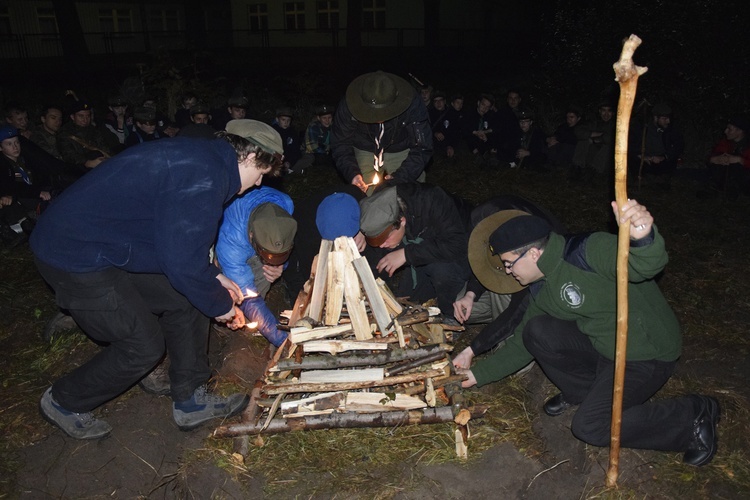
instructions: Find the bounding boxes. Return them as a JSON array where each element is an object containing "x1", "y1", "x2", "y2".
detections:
[{"x1": 1, "y1": 151, "x2": 749, "y2": 498}]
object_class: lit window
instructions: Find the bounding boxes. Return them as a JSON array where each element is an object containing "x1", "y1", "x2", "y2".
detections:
[{"x1": 149, "y1": 9, "x2": 180, "y2": 32}]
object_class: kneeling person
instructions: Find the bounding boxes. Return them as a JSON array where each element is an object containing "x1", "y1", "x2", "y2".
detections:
[
  {"x1": 216, "y1": 186, "x2": 296, "y2": 347},
  {"x1": 359, "y1": 183, "x2": 469, "y2": 319}
]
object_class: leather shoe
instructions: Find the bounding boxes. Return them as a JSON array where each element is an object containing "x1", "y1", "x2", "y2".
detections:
[
  {"x1": 683, "y1": 395, "x2": 720, "y2": 466},
  {"x1": 543, "y1": 393, "x2": 575, "y2": 417}
]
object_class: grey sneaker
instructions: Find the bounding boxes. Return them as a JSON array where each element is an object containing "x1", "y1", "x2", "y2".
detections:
[
  {"x1": 39, "y1": 387, "x2": 112, "y2": 440},
  {"x1": 139, "y1": 356, "x2": 171, "y2": 395},
  {"x1": 173, "y1": 386, "x2": 249, "y2": 431}
]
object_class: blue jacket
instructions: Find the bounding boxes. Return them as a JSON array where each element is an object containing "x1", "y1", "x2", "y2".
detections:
[
  {"x1": 30, "y1": 137, "x2": 241, "y2": 318},
  {"x1": 215, "y1": 186, "x2": 294, "y2": 346}
]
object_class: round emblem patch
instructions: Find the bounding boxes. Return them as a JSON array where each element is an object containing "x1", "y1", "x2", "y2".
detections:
[{"x1": 560, "y1": 282, "x2": 584, "y2": 309}]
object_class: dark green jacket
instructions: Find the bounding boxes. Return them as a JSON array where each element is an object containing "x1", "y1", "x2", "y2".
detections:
[{"x1": 472, "y1": 228, "x2": 681, "y2": 386}]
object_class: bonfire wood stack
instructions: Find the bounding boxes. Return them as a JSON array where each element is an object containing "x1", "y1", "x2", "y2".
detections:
[{"x1": 213, "y1": 236, "x2": 486, "y2": 458}]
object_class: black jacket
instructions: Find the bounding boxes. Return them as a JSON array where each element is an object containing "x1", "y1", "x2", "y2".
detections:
[
  {"x1": 396, "y1": 183, "x2": 468, "y2": 268},
  {"x1": 331, "y1": 94, "x2": 433, "y2": 184}
]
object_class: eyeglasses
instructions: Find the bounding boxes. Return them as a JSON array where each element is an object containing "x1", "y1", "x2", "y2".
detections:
[{"x1": 501, "y1": 248, "x2": 529, "y2": 271}]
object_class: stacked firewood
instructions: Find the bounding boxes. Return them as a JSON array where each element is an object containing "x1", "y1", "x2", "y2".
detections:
[{"x1": 213, "y1": 236, "x2": 487, "y2": 458}]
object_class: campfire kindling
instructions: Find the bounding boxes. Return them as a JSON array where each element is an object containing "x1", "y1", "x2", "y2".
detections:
[{"x1": 213, "y1": 235, "x2": 488, "y2": 458}]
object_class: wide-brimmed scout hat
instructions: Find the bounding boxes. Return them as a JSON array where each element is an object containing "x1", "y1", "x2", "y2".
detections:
[
  {"x1": 468, "y1": 210, "x2": 546, "y2": 294},
  {"x1": 249, "y1": 202, "x2": 297, "y2": 266},
  {"x1": 359, "y1": 186, "x2": 400, "y2": 246},
  {"x1": 226, "y1": 119, "x2": 284, "y2": 156},
  {"x1": 346, "y1": 71, "x2": 414, "y2": 123}
]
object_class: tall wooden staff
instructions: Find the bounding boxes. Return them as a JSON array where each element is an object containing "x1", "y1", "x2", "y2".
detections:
[{"x1": 607, "y1": 35, "x2": 648, "y2": 487}]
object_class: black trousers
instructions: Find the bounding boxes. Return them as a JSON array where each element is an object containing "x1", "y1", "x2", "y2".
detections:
[
  {"x1": 398, "y1": 260, "x2": 470, "y2": 317},
  {"x1": 522, "y1": 315, "x2": 696, "y2": 452},
  {"x1": 36, "y1": 259, "x2": 211, "y2": 412}
]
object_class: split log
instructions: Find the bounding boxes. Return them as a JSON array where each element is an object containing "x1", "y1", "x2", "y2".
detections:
[
  {"x1": 289, "y1": 324, "x2": 353, "y2": 344},
  {"x1": 300, "y1": 367, "x2": 384, "y2": 383},
  {"x1": 428, "y1": 324, "x2": 446, "y2": 344},
  {"x1": 324, "y1": 250, "x2": 345, "y2": 325},
  {"x1": 273, "y1": 344, "x2": 449, "y2": 371},
  {"x1": 280, "y1": 391, "x2": 346, "y2": 416},
  {"x1": 302, "y1": 340, "x2": 388, "y2": 355},
  {"x1": 213, "y1": 405, "x2": 490, "y2": 437},
  {"x1": 352, "y1": 257, "x2": 393, "y2": 334},
  {"x1": 393, "y1": 318, "x2": 406, "y2": 348},
  {"x1": 375, "y1": 278, "x2": 403, "y2": 315},
  {"x1": 308, "y1": 239, "x2": 332, "y2": 322},
  {"x1": 287, "y1": 278, "x2": 312, "y2": 328},
  {"x1": 341, "y1": 252, "x2": 372, "y2": 340},
  {"x1": 345, "y1": 392, "x2": 427, "y2": 412},
  {"x1": 264, "y1": 368, "x2": 445, "y2": 395}
]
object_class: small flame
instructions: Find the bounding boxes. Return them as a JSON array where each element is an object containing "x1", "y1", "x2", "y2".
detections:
[
  {"x1": 372, "y1": 172, "x2": 380, "y2": 185},
  {"x1": 244, "y1": 288, "x2": 258, "y2": 299},
  {"x1": 244, "y1": 321, "x2": 259, "y2": 330}
]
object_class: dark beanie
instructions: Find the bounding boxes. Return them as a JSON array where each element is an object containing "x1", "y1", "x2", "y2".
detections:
[{"x1": 489, "y1": 215, "x2": 551, "y2": 255}]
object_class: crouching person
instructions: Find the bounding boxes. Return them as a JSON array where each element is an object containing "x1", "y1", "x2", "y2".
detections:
[
  {"x1": 215, "y1": 184, "x2": 296, "y2": 347},
  {"x1": 359, "y1": 183, "x2": 470, "y2": 320},
  {"x1": 31, "y1": 120, "x2": 284, "y2": 439},
  {"x1": 458, "y1": 200, "x2": 720, "y2": 466}
]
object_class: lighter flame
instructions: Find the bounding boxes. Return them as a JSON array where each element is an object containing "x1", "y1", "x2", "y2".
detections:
[
  {"x1": 371, "y1": 172, "x2": 380, "y2": 185},
  {"x1": 244, "y1": 321, "x2": 259, "y2": 329},
  {"x1": 243, "y1": 288, "x2": 258, "y2": 299}
]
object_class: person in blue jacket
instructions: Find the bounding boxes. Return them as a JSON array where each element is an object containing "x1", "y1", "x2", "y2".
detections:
[
  {"x1": 30, "y1": 119, "x2": 285, "y2": 440},
  {"x1": 215, "y1": 186, "x2": 297, "y2": 347}
]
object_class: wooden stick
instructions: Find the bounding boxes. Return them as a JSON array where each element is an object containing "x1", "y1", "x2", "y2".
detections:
[
  {"x1": 274, "y1": 345, "x2": 449, "y2": 371},
  {"x1": 608, "y1": 34, "x2": 648, "y2": 488},
  {"x1": 212, "y1": 405, "x2": 489, "y2": 437},
  {"x1": 352, "y1": 257, "x2": 393, "y2": 335},
  {"x1": 264, "y1": 368, "x2": 445, "y2": 395}
]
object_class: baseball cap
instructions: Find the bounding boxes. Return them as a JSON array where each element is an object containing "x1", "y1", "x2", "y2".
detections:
[
  {"x1": 249, "y1": 202, "x2": 297, "y2": 266},
  {"x1": 316, "y1": 193, "x2": 360, "y2": 240},
  {"x1": 0, "y1": 125, "x2": 19, "y2": 142}
]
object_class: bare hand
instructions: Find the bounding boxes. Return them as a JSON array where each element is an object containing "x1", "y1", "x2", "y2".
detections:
[
  {"x1": 446, "y1": 146, "x2": 455, "y2": 158},
  {"x1": 516, "y1": 149, "x2": 530, "y2": 159},
  {"x1": 39, "y1": 191, "x2": 51, "y2": 201},
  {"x1": 84, "y1": 157, "x2": 105, "y2": 169},
  {"x1": 611, "y1": 199, "x2": 654, "y2": 240},
  {"x1": 351, "y1": 174, "x2": 368, "y2": 193},
  {"x1": 452, "y1": 347, "x2": 475, "y2": 370},
  {"x1": 0, "y1": 195, "x2": 12, "y2": 207},
  {"x1": 376, "y1": 249, "x2": 406, "y2": 277},
  {"x1": 216, "y1": 273, "x2": 243, "y2": 304},
  {"x1": 434, "y1": 132, "x2": 445, "y2": 141},
  {"x1": 353, "y1": 231, "x2": 367, "y2": 252},
  {"x1": 457, "y1": 368, "x2": 477, "y2": 388},
  {"x1": 262, "y1": 264, "x2": 283, "y2": 283},
  {"x1": 453, "y1": 292, "x2": 475, "y2": 324}
]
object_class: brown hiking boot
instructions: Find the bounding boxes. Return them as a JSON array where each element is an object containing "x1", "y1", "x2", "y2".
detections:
[{"x1": 139, "y1": 355, "x2": 171, "y2": 395}]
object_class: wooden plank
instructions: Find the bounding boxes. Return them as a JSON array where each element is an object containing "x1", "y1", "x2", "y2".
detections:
[
  {"x1": 345, "y1": 392, "x2": 427, "y2": 412},
  {"x1": 300, "y1": 367, "x2": 384, "y2": 383},
  {"x1": 308, "y1": 239, "x2": 332, "y2": 322},
  {"x1": 324, "y1": 250, "x2": 345, "y2": 325},
  {"x1": 288, "y1": 277, "x2": 312, "y2": 327},
  {"x1": 336, "y1": 237, "x2": 372, "y2": 340},
  {"x1": 288, "y1": 324, "x2": 353, "y2": 344},
  {"x1": 375, "y1": 278, "x2": 403, "y2": 316},
  {"x1": 351, "y1": 257, "x2": 392, "y2": 335},
  {"x1": 302, "y1": 340, "x2": 387, "y2": 355}
]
